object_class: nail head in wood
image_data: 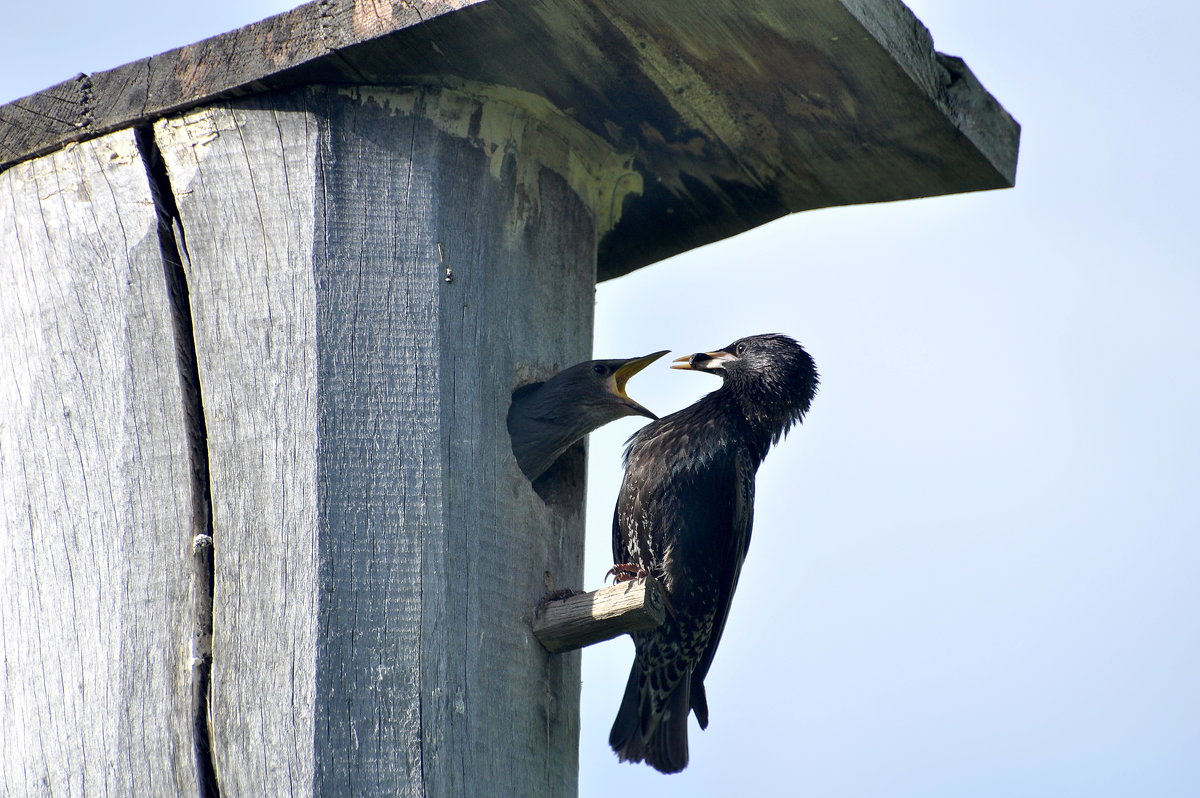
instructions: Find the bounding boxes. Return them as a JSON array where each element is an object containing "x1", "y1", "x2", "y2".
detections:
[{"x1": 532, "y1": 577, "x2": 667, "y2": 654}]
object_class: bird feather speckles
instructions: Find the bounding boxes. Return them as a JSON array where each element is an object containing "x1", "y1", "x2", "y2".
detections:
[{"x1": 608, "y1": 334, "x2": 818, "y2": 774}]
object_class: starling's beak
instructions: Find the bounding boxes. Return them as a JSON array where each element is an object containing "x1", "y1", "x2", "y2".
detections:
[
  {"x1": 613, "y1": 350, "x2": 669, "y2": 419},
  {"x1": 671, "y1": 350, "x2": 734, "y2": 372}
]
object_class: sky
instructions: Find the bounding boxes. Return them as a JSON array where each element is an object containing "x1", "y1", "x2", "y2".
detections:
[{"x1": 3, "y1": 1, "x2": 1198, "y2": 796}]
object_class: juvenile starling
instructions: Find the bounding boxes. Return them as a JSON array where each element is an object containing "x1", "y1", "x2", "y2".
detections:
[
  {"x1": 507, "y1": 351, "x2": 668, "y2": 482},
  {"x1": 608, "y1": 333, "x2": 818, "y2": 773}
]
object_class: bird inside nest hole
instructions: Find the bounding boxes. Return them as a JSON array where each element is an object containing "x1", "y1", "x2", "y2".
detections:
[{"x1": 529, "y1": 441, "x2": 586, "y2": 508}]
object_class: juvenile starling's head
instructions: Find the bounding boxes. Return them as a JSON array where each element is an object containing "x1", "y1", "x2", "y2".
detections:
[
  {"x1": 543, "y1": 352, "x2": 667, "y2": 423},
  {"x1": 672, "y1": 333, "x2": 818, "y2": 438},
  {"x1": 509, "y1": 350, "x2": 668, "y2": 481}
]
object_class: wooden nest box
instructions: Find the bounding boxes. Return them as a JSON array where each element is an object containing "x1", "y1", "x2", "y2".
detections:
[{"x1": 0, "y1": 0, "x2": 1018, "y2": 795}]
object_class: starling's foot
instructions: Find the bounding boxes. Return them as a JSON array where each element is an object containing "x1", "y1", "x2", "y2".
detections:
[
  {"x1": 535, "y1": 587, "x2": 582, "y2": 615},
  {"x1": 606, "y1": 563, "x2": 648, "y2": 584}
]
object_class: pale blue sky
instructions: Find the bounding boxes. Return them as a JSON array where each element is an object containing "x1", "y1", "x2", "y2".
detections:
[{"x1": 3, "y1": 2, "x2": 1196, "y2": 796}]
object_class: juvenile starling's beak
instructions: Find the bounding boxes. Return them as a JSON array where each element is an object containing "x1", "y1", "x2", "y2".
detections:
[
  {"x1": 613, "y1": 350, "x2": 669, "y2": 419},
  {"x1": 671, "y1": 350, "x2": 734, "y2": 372}
]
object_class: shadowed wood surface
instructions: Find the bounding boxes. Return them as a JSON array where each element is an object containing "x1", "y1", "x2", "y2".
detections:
[
  {"x1": 533, "y1": 578, "x2": 668, "y2": 654},
  {"x1": 0, "y1": 0, "x2": 1019, "y2": 281},
  {"x1": 0, "y1": 130, "x2": 197, "y2": 796}
]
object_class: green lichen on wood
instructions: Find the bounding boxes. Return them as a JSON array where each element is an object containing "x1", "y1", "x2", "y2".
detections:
[{"x1": 339, "y1": 83, "x2": 643, "y2": 241}]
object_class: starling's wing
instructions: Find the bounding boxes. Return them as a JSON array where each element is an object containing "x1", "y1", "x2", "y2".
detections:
[
  {"x1": 687, "y1": 444, "x2": 756, "y2": 729},
  {"x1": 610, "y1": 421, "x2": 744, "y2": 773},
  {"x1": 611, "y1": 423, "x2": 669, "y2": 568},
  {"x1": 613, "y1": 414, "x2": 748, "y2": 595},
  {"x1": 611, "y1": 486, "x2": 629, "y2": 566},
  {"x1": 611, "y1": 419, "x2": 731, "y2": 576}
]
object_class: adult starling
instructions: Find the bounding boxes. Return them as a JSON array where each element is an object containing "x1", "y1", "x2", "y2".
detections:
[
  {"x1": 507, "y1": 351, "x2": 668, "y2": 482},
  {"x1": 608, "y1": 333, "x2": 818, "y2": 773}
]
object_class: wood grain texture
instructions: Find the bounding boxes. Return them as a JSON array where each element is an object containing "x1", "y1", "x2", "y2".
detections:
[
  {"x1": 0, "y1": 0, "x2": 1020, "y2": 282},
  {"x1": 533, "y1": 579, "x2": 667, "y2": 654},
  {"x1": 154, "y1": 100, "x2": 322, "y2": 797},
  {"x1": 155, "y1": 83, "x2": 604, "y2": 796},
  {"x1": 0, "y1": 131, "x2": 197, "y2": 796}
]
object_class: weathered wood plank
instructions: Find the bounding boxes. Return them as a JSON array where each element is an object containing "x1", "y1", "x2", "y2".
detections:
[
  {"x1": 533, "y1": 578, "x2": 668, "y2": 654},
  {"x1": 0, "y1": 0, "x2": 482, "y2": 170},
  {"x1": 0, "y1": 0, "x2": 1019, "y2": 282},
  {"x1": 154, "y1": 82, "x2": 611, "y2": 795},
  {"x1": 0, "y1": 131, "x2": 196, "y2": 796},
  {"x1": 153, "y1": 100, "x2": 322, "y2": 797}
]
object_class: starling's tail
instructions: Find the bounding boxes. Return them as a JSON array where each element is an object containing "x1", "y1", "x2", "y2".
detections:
[
  {"x1": 690, "y1": 677, "x2": 709, "y2": 730},
  {"x1": 608, "y1": 661, "x2": 691, "y2": 774}
]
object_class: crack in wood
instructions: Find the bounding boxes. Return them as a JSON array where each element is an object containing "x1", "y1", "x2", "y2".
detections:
[{"x1": 133, "y1": 124, "x2": 221, "y2": 798}]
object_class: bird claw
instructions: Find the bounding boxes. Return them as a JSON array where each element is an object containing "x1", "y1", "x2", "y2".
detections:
[{"x1": 606, "y1": 563, "x2": 648, "y2": 584}]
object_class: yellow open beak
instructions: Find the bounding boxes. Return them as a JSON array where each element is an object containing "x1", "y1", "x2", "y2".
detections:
[
  {"x1": 614, "y1": 350, "x2": 670, "y2": 396},
  {"x1": 612, "y1": 350, "x2": 668, "y2": 419}
]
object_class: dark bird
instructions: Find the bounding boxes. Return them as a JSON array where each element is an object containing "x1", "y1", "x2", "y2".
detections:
[
  {"x1": 507, "y1": 351, "x2": 668, "y2": 482},
  {"x1": 608, "y1": 333, "x2": 818, "y2": 773}
]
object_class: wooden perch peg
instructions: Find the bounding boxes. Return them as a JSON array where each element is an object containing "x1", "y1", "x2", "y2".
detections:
[{"x1": 533, "y1": 577, "x2": 667, "y2": 653}]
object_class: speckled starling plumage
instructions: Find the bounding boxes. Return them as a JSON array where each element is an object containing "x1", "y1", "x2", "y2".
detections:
[
  {"x1": 507, "y1": 351, "x2": 668, "y2": 482},
  {"x1": 608, "y1": 333, "x2": 818, "y2": 773}
]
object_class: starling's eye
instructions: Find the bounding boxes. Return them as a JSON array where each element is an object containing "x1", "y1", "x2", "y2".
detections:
[
  {"x1": 593, "y1": 364, "x2": 608, "y2": 375},
  {"x1": 735, "y1": 342, "x2": 747, "y2": 356}
]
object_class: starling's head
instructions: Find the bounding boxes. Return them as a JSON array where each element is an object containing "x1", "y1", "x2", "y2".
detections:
[
  {"x1": 550, "y1": 350, "x2": 668, "y2": 422},
  {"x1": 515, "y1": 350, "x2": 667, "y2": 432},
  {"x1": 672, "y1": 333, "x2": 819, "y2": 429},
  {"x1": 508, "y1": 350, "x2": 667, "y2": 482}
]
